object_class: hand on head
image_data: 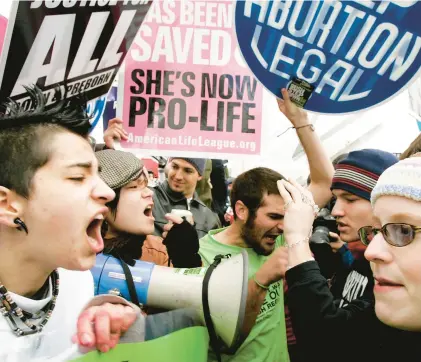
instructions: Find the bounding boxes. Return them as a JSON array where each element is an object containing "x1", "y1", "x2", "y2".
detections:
[{"x1": 277, "y1": 178, "x2": 317, "y2": 243}]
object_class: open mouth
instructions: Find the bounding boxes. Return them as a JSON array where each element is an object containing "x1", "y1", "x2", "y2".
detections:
[
  {"x1": 144, "y1": 205, "x2": 154, "y2": 219},
  {"x1": 264, "y1": 235, "x2": 279, "y2": 243},
  {"x1": 86, "y1": 215, "x2": 104, "y2": 253}
]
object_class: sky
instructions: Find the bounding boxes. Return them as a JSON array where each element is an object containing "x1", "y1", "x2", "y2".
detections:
[{"x1": 0, "y1": 1, "x2": 12, "y2": 18}]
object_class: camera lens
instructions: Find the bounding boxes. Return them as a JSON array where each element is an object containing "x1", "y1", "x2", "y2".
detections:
[{"x1": 310, "y1": 226, "x2": 331, "y2": 244}]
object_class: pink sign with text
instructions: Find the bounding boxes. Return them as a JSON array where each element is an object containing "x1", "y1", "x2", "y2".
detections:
[
  {"x1": 0, "y1": 15, "x2": 7, "y2": 56},
  {"x1": 120, "y1": 0, "x2": 262, "y2": 156}
]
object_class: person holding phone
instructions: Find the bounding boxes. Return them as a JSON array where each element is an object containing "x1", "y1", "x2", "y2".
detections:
[{"x1": 152, "y1": 158, "x2": 221, "y2": 239}]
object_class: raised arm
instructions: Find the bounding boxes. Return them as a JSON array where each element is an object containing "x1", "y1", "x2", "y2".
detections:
[{"x1": 277, "y1": 89, "x2": 334, "y2": 208}]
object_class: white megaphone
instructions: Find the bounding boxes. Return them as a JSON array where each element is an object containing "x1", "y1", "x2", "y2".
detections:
[{"x1": 91, "y1": 251, "x2": 248, "y2": 352}]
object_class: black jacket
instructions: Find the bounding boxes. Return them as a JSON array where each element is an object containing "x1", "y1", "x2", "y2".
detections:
[
  {"x1": 152, "y1": 181, "x2": 220, "y2": 239},
  {"x1": 330, "y1": 257, "x2": 375, "y2": 307},
  {"x1": 286, "y1": 261, "x2": 421, "y2": 362}
]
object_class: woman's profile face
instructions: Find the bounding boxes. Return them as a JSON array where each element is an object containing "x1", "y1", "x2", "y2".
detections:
[
  {"x1": 107, "y1": 174, "x2": 155, "y2": 236},
  {"x1": 365, "y1": 195, "x2": 421, "y2": 331}
]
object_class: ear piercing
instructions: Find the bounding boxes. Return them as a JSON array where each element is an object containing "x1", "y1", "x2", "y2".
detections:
[{"x1": 14, "y1": 218, "x2": 28, "y2": 235}]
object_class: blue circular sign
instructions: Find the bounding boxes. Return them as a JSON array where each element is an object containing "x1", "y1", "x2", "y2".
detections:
[
  {"x1": 87, "y1": 95, "x2": 107, "y2": 132},
  {"x1": 235, "y1": 1, "x2": 421, "y2": 114}
]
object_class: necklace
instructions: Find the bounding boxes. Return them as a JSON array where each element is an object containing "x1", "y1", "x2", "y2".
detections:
[{"x1": 0, "y1": 270, "x2": 60, "y2": 336}]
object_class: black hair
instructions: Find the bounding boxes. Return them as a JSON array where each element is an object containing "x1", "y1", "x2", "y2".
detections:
[
  {"x1": 100, "y1": 186, "x2": 121, "y2": 239},
  {"x1": 106, "y1": 187, "x2": 122, "y2": 219},
  {"x1": 230, "y1": 167, "x2": 285, "y2": 220},
  {"x1": 0, "y1": 86, "x2": 91, "y2": 197}
]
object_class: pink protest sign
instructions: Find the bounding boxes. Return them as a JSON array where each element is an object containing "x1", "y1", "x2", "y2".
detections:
[
  {"x1": 0, "y1": 15, "x2": 7, "y2": 56},
  {"x1": 120, "y1": 0, "x2": 263, "y2": 157}
]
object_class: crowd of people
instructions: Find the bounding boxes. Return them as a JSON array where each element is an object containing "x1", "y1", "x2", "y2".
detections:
[{"x1": 1, "y1": 84, "x2": 421, "y2": 362}]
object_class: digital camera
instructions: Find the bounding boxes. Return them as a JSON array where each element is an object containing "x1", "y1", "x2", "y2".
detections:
[{"x1": 310, "y1": 208, "x2": 339, "y2": 245}]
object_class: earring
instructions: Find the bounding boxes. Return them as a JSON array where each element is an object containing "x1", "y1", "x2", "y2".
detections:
[{"x1": 14, "y1": 218, "x2": 28, "y2": 235}]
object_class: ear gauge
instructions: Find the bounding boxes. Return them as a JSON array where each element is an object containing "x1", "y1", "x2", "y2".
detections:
[{"x1": 13, "y1": 218, "x2": 28, "y2": 235}]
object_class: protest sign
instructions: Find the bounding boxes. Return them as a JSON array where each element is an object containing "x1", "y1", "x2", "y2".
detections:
[
  {"x1": 235, "y1": 1, "x2": 421, "y2": 114},
  {"x1": 87, "y1": 95, "x2": 107, "y2": 132},
  {"x1": 72, "y1": 326, "x2": 209, "y2": 362},
  {"x1": 102, "y1": 85, "x2": 118, "y2": 130},
  {"x1": 0, "y1": 0, "x2": 152, "y2": 108},
  {"x1": 119, "y1": 0, "x2": 263, "y2": 157},
  {"x1": 87, "y1": 83, "x2": 118, "y2": 143},
  {"x1": 0, "y1": 15, "x2": 7, "y2": 55}
]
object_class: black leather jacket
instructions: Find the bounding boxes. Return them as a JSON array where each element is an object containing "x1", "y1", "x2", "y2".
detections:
[{"x1": 152, "y1": 181, "x2": 220, "y2": 239}]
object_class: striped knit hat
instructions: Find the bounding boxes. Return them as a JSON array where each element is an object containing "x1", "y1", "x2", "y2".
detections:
[{"x1": 331, "y1": 149, "x2": 398, "y2": 201}]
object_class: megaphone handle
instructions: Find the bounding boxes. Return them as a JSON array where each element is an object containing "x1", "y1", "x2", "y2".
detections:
[{"x1": 202, "y1": 255, "x2": 227, "y2": 362}]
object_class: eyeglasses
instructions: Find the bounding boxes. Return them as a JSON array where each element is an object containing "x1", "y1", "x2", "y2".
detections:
[{"x1": 358, "y1": 223, "x2": 421, "y2": 247}]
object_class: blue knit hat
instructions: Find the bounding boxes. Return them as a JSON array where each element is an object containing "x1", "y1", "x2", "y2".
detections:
[
  {"x1": 331, "y1": 149, "x2": 398, "y2": 201},
  {"x1": 168, "y1": 157, "x2": 206, "y2": 176}
]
